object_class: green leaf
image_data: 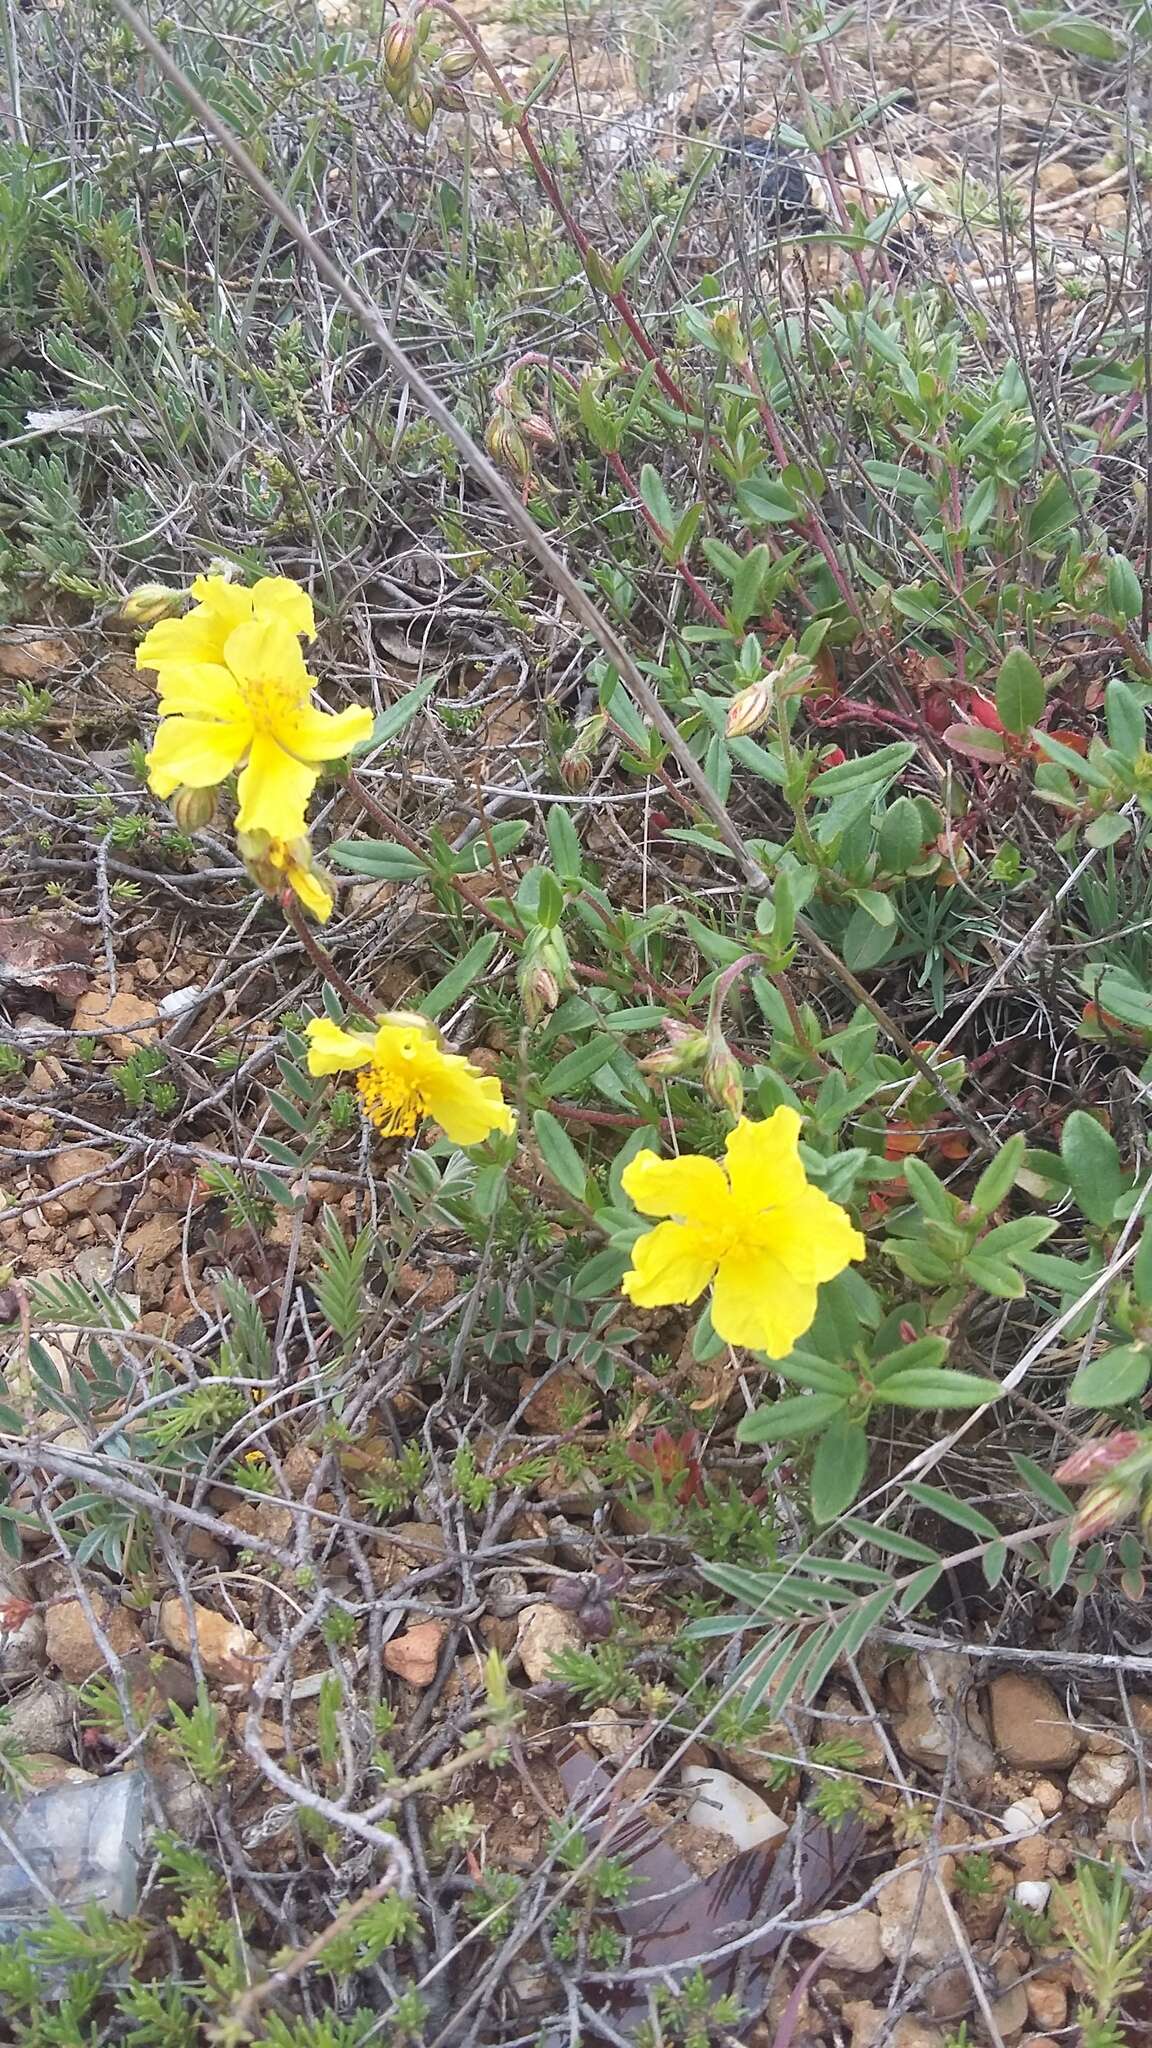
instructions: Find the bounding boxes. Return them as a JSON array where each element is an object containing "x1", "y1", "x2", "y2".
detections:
[
  {"x1": 902, "y1": 1157, "x2": 954, "y2": 1223},
  {"x1": 1047, "y1": 1529, "x2": 1075, "y2": 1593},
  {"x1": 1106, "y1": 555, "x2": 1144, "y2": 624},
  {"x1": 944, "y1": 722, "x2": 1007, "y2": 764},
  {"x1": 810, "y1": 742, "x2": 917, "y2": 797},
  {"x1": 996, "y1": 647, "x2": 1045, "y2": 736},
  {"x1": 1018, "y1": 9, "x2": 1122, "y2": 60},
  {"x1": 1035, "y1": 731, "x2": 1112, "y2": 787},
  {"x1": 359, "y1": 672, "x2": 438, "y2": 750},
  {"x1": 546, "y1": 805, "x2": 583, "y2": 882},
  {"x1": 970, "y1": 1133, "x2": 1026, "y2": 1218},
  {"x1": 453, "y1": 822, "x2": 528, "y2": 872},
  {"x1": 897, "y1": 1563, "x2": 943, "y2": 1615},
  {"x1": 736, "y1": 473, "x2": 803, "y2": 525},
  {"x1": 841, "y1": 1519, "x2": 942, "y2": 1564},
  {"x1": 774, "y1": 1351, "x2": 858, "y2": 1396},
  {"x1": 1067, "y1": 1344, "x2": 1151, "y2": 1408},
  {"x1": 871, "y1": 1336, "x2": 950, "y2": 1384},
  {"x1": 736, "y1": 1393, "x2": 848, "y2": 1443},
  {"x1": 982, "y1": 1540, "x2": 1008, "y2": 1588},
  {"x1": 1011, "y1": 1453, "x2": 1074, "y2": 1513},
  {"x1": 532, "y1": 1110, "x2": 590, "y2": 1203},
  {"x1": 638, "y1": 462, "x2": 676, "y2": 535},
  {"x1": 960, "y1": 1252, "x2": 1027, "y2": 1299},
  {"x1": 876, "y1": 1368, "x2": 998, "y2": 1409},
  {"x1": 801, "y1": 1586, "x2": 894, "y2": 1700},
  {"x1": 419, "y1": 933, "x2": 500, "y2": 1019},
  {"x1": 542, "y1": 1035, "x2": 620, "y2": 1095},
  {"x1": 570, "y1": 1247, "x2": 630, "y2": 1300},
  {"x1": 877, "y1": 796, "x2": 927, "y2": 871},
  {"x1": 328, "y1": 838, "x2": 427, "y2": 879},
  {"x1": 1061, "y1": 1109, "x2": 1127, "y2": 1226},
  {"x1": 1105, "y1": 678, "x2": 1147, "y2": 757},
  {"x1": 811, "y1": 1417, "x2": 869, "y2": 1522},
  {"x1": 1085, "y1": 812, "x2": 1133, "y2": 849},
  {"x1": 842, "y1": 904, "x2": 898, "y2": 971},
  {"x1": 905, "y1": 1483, "x2": 999, "y2": 1538}
]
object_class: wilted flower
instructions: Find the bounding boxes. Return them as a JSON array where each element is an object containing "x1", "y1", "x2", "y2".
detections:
[
  {"x1": 702, "y1": 1033, "x2": 744, "y2": 1120},
  {"x1": 238, "y1": 828, "x2": 335, "y2": 924},
  {"x1": 1054, "y1": 1432, "x2": 1144, "y2": 1485}
]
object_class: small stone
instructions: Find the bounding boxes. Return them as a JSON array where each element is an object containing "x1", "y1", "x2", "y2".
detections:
[
  {"x1": 1068, "y1": 1750, "x2": 1134, "y2": 1807},
  {"x1": 47, "y1": 1147, "x2": 119, "y2": 1218},
  {"x1": 383, "y1": 1621, "x2": 447, "y2": 1687},
  {"x1": 1037, "y1": 160, "x2": 1078, "y2": 197},
  {"x1": 158, "y1": 1597, "x2": 263, "y2": 1691},
  {"x1": 20, "y1": 1754, "x2": 96, "y2": 1790},
  {"x1": 281, "y1": 1444, "x2": 320, "y2": 1496},
  {"x1": 1002, "y1": 1796, "x2": 1047, "y2": 1835},
  {"x1": 45, "y1": 1597, "x2": 144, "y2": 1682},
  {"x1": 988, "y1": 1675, "x2": 1082, "y2": 1769},
  {"x1": 806, "y1": 1908, "x2": 884, "y2": 1973},
  {"x1": 587, "y1": 1707, "x2": 635, "y2": 1761},
  {"x1": 515, "y1": 1601, "x2": 583, "y2": 1683},
  {"x1": 878, "y1": 1862, "x2": 957, "y2": 1965},
  {"x1": 891, "y1": 1652, "x2": 995, "y2": 1794},
  {"x1": 3, "y1": 1679, "x2": 74, "y2": 1755},
  {"x1": 681, "y1": 1765, "x2": 788, "y2": 1852},
  {"x1": 991, "y1": 1978, "x2": 1030, "y2": 2038},
  {"x1": 372, "y1": 1520, "x2": 448, "y2": 1589},
  {"x1": 1103, "y1": 1784, "x2": 1152, "y2": 1845},
  {"x1": 1016, "y1": 1880, "x2": 1052, "y2": 1914},
  {"x1": 1031, "y1": 1779, "x2": 1063, "y2": 1816},
  {"x1": 845, "y1": 2006, "x2": 943, "y2": 2048},
  {"x1": 1027, "y1": 1977, "x2": 1067, "y2": 2031},
  {"x1": 72, "y1": 987, "x2": 158, "y2": 1059}
]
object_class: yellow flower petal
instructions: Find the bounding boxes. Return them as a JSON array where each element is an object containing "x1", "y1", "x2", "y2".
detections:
[
  {"x1": 711, "y1": 1249, "x2": 818, "y2": 1357},
  {"x1": 764, "y1": 1187, "x2": 866, "y2": 1286},
  {"x1": 188, "y1": 575, "x2": 256, "y2": 637},
  {"x1": 621, "y1": 1219, "x2": 718, "y2": 1309},
  {"x1": 235, "y1": 732, "x2": 317, "y2": 840},
  {"x1": 416, "y1": 1044, "x2": 515, "y2": 1145},
  {"x1": 305, "y1": 1017, "x2": 376, "y2": 1074},
  {"x1": 281, "y1": 702, "x2": 376, "y2": 763},
  {"x1": 137, "y1": 610, "x2": 234, "y2": 674},
  {"x1": 282, "y1": 854, "x2": 333, "y2": 923},
  {"x1": 251, "y1": 576, "x2": 315, "y2": 640},
  {"x1": 154, "y1": 661, "x2": 249, "y2": 723},
  {"x1": 620, "y1": 1150, "x2": 731, "y2": 1224},
  {"x1": 146, "y1": 714, "x2": 250, "y2": 798},
  {"x1": 723, "y1": 1108, "x2": 807, "y2": 1210},
  {"x1": 222, "y1": 617, "x2": 313, "y2": 717}
]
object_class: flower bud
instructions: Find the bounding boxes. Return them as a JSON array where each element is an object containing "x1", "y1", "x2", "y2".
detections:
[
  {"x1": 725, "y1": 676, "x2": 776, "y2": 739},
  {"x1": 384, "y1": 18, "x2": 417, "y2": 81},
  {"x1": 440, "y1": 45, "x2": 478, "y2": 78},
  {"x1": 433, "y1": 80, "x2": 467, "y2": 113},
  {"x1": 406, "y1": 83, "x2": 435, "y2": 135},
  {"x1": 519, "y1": 960, "x2": 560, "y2": 1024},
  {"x1": 703, "y1": 1036, "x2": 744, "y2": 1120},
  {"x1": 709, "y1": 303, "x2": 745, "y2": 362},
  {"x1": 1055, "y1": 1431, "x2": 1144, "y2": 1485},
  {"x1": 169, "y1": 785, "x2": 218, "y2": 833},
  {"x1": 639, "y1": 1030, "x2": 708, "y2": 1076},
  {"x1": 1071, "y1": 1477, "x2": 1141, "y2": 1543},
  {"x1": 559, "y1": 714, "x2": 606, "y2": 792},
  {"x1": 485, "y1": 411, "x2": 531, "y2": 482},
  {"x1": 120, "y1": 583, "x2": 185, "y2": 627}
]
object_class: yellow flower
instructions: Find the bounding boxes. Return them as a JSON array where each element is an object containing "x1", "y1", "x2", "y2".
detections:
[
  {"x1": 237, "y1": 828, "x2": 335, "y2": 923},
  {"x1": 306, "y1": 1012, "x2": 515, "y2": 1147},
  {"x1": 620, "y1": 1108, "x2": 865, "y2": 1358},
  {"x1": 138, "y1": 574, "x2": 373, "y2": 841}
]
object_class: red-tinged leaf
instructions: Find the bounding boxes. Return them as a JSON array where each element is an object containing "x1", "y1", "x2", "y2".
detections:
[{"x1": 942, "y1": 722, "x2": 1007, "y2": 763}]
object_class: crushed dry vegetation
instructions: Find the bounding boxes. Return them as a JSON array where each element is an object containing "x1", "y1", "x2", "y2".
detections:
[{"x1": 5, "y1": 0, "x2": 1152, "y2": 2043}]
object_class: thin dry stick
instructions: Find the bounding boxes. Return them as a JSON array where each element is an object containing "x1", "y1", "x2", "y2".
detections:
[{"x1": 105, "y1": 0, "x2": 992, "y2": 1153}]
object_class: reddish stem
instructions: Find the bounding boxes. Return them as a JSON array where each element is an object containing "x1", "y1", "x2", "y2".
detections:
[{"x1": 605, "y1": 449, "x2": 729, "y2": 629}]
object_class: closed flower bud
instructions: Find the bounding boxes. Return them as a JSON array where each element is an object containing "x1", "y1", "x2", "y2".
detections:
[
  {"x1": 703, "y1": 1036, "x2": 744, "y2": 1120},
  {"x1": 639, "y1": 1028, "x2": 708, "y2": 1076},
  {"x1": 406, "y1": 83, "x2": 435, "y2": 135},
  {"x1": 485, "y1": 411, "x2": 531, "y2": 481},
  {"x1": 433, "y1": 80, "x2": 468, "y2": 112},
  {"x1": 440, "y1": 45, "x2": 478, "y2": 78},
  {"x1": 709, "y1": 303, "x2": 745, "y2": 362},
  {"x1": 1055, "y1": 1431, "x2": 1144, "y2": 1484},
  {"x1": 725, "y1": 676, "x2": 776, "y2": 738},
  {"x1": 519, "y1": 960, "x2": 560, "y2": 1024},
  {"x1": 169, "y1": 785, "x2": 218, "y2": 833},
  {"x1": 384, "y1": 18, "x2": 416, "y2": 80},
  {"x1": 120, "y1": 583, "x2": 185, "y2": 626},
  {"x1": 1071, "y1": 1477, "x2": 1141, "y2": 1542},
  {"x1": 559, "y1": 713, "x2": 606, "y2": 792}
]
